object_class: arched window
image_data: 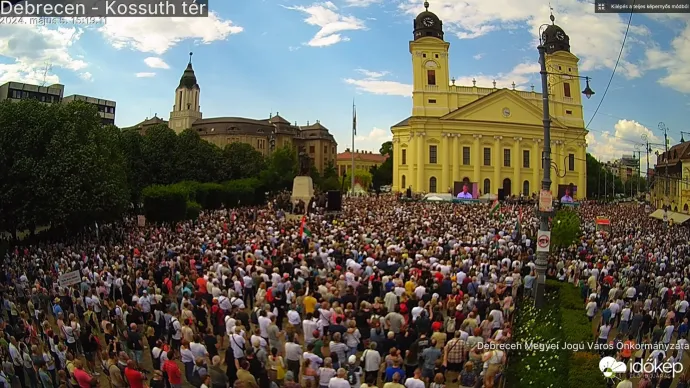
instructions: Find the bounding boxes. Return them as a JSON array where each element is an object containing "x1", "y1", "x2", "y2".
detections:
[
  {"x1": 502, "y1": 178, "x2": 512, "y2": 197},
  {"x1": 429, "y1": 177, "x2": 437, "y2": 193},
  {"x1": 463, "y1": 177, "x2": 470, "y2": 185},
  {"x1": 675, "y1": 206, "x2": 678, "y2": 212},
  {"x1": 483, "y1": 178, "x2": 491, "y2": 194},
  {"x1": 523, "y1": 180, "x2": 530, "y2": 196},
  {"x1": 684, "y1": 204, "x2": 689, "y2": 213},
  {"x1": 401, "y1": 175, "x2": 406, "y2": 189}
]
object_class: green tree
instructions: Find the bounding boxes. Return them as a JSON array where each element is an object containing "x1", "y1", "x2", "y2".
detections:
[
  {"x1": 261, "y1": 145, "x2": 298, "y2": 191},
  {"x1": 176, "y1": 129, "x2": 225, "y2": 183},
  {"x1": 379, "y1": 141, "x2": 393, "y2": 157},
  {"x1": 119, "y1": 129, "x2": 148, "y2": 206},
  {"x1": 551, "y1": 209, "x2": 581, "y2": 248},
  {"x1": 223, "y1": 142, "x2": 266, "y2": 180},
  {"x1": 344, "y1": 169, "x2": 373, "y2": 191},
  {"x1": 141, "y1": 124, "x2": 180, "y2": 186}
]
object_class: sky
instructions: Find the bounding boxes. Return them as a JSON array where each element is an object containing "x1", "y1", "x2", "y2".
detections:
[{"x1": 1, "y1": 0, "x2": 689, "y2": 167}]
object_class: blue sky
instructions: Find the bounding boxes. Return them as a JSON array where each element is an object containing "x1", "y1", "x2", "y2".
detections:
[{"x1": 1, "y1": 0, "x2": 689, "y2": 163}]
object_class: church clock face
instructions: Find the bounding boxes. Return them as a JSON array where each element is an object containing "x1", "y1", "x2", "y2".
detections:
[
  {"x1": 556, "y1": 31, "x2": 565, "y2": 40},
  {"x1": 423, "y1": 17, "x2": 434, "y2": 27}
]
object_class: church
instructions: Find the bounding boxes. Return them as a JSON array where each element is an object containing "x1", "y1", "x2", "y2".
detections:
[
  {"x1": 391, "y1": 1, "x2": 588, "y2": 198},
  {"x1": 125, "y1": 54, "x2": 338, "y2": 173}
]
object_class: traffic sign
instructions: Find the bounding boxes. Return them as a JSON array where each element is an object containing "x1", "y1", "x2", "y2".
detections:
[{"x1": 536, "y1": 230, "x2": 551, "y2": 252}]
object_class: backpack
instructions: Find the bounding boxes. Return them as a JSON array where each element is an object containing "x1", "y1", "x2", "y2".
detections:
[
  {"x1": 347, "y1": 367, "x2": 358, "y2": 386},
  {"x1": 251, "y1": 307, "x2": 260, "y2": 325},
  {"x1": 445, "y1": 316, "x2": 456, "y2": 333},
  {"x1": 168, "y1": 318, "x2": 178, "y2": 336}
]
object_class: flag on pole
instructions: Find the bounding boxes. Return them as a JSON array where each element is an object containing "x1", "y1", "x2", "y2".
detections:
[
  {"x1": 352, "y1": 101, "x2": 357, "y2": 136},
  {"x1": 489, "y1": 200, "x2": 500, "y2": 218},
  {"x1": 299, "y1": 216, "x2": 312, "y2": 239}
]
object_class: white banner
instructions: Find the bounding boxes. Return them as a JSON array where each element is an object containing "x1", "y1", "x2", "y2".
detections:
[{"x1": 58, "y1": 270, "x2": 81, "y2": 288}]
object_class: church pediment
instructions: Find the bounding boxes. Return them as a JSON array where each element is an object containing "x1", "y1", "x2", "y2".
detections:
[{"x1": 440, "y1": 89, "x2": 567, "y2": 129}]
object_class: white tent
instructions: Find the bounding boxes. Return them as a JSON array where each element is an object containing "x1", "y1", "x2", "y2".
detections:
[
  {"x1": 479, "y1": 193, "x2": 498, "y2": 201},
  {"x1": 425, "y1": 195, "x2": 444, "y2": 201}
]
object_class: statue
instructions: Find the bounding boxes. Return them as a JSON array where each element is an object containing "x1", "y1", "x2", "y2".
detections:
[{"x1": 298, "y1": 147, "x2": 311, "y2": 176}]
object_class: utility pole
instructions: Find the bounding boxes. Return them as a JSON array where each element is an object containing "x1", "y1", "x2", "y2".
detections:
[
  {"x1": 634, "y1": 150, "x2": 642, "y2": 195},
  {"x1": 659, "y1": 122, "x2": 669, "y2": 207},
  {"x1": 641, "y1": 134, "x2": 651, "y2": 192}
]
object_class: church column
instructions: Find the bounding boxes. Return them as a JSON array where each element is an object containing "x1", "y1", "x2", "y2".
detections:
[
  {"x1": 532, "y1": 138, "x2": 541, "y2": 195},
  {"x1": 407, "y1": 132, "x2": 415, "y2": 191},
  {"x1": 579, "y1": 142, "x2": 587, "y2": 199},
  {"x1": 441, "y1": 133, "x2": 449, "y2": 193},
  {"x1": 494, "y1": 136, "x2": 503, "y2": 194},
  {"x1": 473, "y1": 134, "x2": 481, "y2": 183},
  {"x1": 513, "y1": 137, "x2": 522, "y2": 195},
  {"x1": 452, "y1": 134, "x2": 460, "y2": 186},
  {"x1": 554, "y1": 140, "x2": 563, "y2": 187},
  {"x1": 416, "y1": 132, "x2": 425, "y2": 191},
  {"x1": 392, "y1": 138, "x2": 400, "y2": 191}
]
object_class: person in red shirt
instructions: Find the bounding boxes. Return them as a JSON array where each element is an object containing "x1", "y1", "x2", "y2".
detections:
[
  {"x1": 72, "y1": 360, "x2": 93, "y2": 388},
  {"x1": 162, "y1": 349, "x2": 183, "y2": 388},
  {"x1": 125, "y1": 360, "x2": 146, "y2": 388}
]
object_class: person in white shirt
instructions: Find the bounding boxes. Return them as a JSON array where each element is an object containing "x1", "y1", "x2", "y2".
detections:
[
  {"x1": 303, "y1": 315, "x2": 318, "y2": 343},
  {"x1": 328, "y1": 368, "x2": 351, "y2": 388},
  {"x1": 586, "y1": 298, "x2": 598, "y2": 322},
  {"x1": 403, "y1": 368, "x2": 425, "y2": 388},
  {"x1": 229, "y1": 327, "x2": 246, "y2": 360},
  {"x1": 258, "y1": 310, "x2": 271, "y2": 339},
  {"x1": 170, "y1": 316, "x2": 182, "y2": 350}
]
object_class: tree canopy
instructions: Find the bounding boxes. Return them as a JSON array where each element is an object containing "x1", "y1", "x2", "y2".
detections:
[{"x1": 0, "y1": 99, "x2": 361, "y2": 237}]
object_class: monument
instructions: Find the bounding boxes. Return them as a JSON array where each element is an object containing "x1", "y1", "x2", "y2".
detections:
[{"x1": 291, "y1": 147, "x2": 314, "y2": 209}]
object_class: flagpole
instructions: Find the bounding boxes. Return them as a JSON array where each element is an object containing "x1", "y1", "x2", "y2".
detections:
[{"x1": 351, "y1": 100, "x2": 356, "y2": 196}]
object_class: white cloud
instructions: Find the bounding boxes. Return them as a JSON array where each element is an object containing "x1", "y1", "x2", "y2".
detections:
[
  {"x1": 288, "y1": 46, "x2": 301, "y2": 51},
  {"x1": 586, "y1": 119, "x2": 659, "y2": 161},
  {"x1": 144, "y1": 57, "x2": 170, "y2": 69},
  {"x1": 98, "y1": 13, "x2": 243, "y2": 54},
  {"x1": 345, "y1": 0, "x2": 381, "y2": 7},
  {"x1": 473, "y1": 53, "x2": 484, "y2": 60},
  {"x1": 135, "y1": 72, "x2": 156, "y2": 78},
  {"x1": 343, "y1": 62, "x2": 539, "y2": 96},
  {"x1": 344, "y1": 69, "x2": 412, "y2": 96},
  {"x1": 0, "y1": 25, "x2": 86, "y2": 84},
  {"x1": 283, "y1": 2, "x2": 366, "y2": 47},
  {"x1": 644, "y1": 22, "x2": 690, "y2": 93},
  {"x1": 340, "y1": 127, "x2": 391, "y2": 152},
  {"x1": 79, "y1": 72, "x2": 93, "y2": 81},
  {"x1": 398, "y1": 0, "x2": 649, "y2": 78}
]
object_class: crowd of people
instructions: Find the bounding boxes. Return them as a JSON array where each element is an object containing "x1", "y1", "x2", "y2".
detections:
[{"x1": 0, "y1": 193, "x2": 684, "y2": 388}]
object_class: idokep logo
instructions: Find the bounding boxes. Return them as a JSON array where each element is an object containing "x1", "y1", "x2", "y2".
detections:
[{"x1": 599, "y1": 356, "x2": 684, "y2": 379}]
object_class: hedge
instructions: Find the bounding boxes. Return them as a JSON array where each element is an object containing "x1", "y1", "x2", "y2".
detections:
[
  {"x1": 506, "y1": 280, "x2": 605, "y2": 388},
  {"x1": 141, "y1": 178, "x2": 263, "y2": 223}
]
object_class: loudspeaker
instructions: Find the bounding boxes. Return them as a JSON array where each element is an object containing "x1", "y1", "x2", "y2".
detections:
[
  {"x1": 327, "y1": 190, "x2": 342, "y2": 211},
  {"x1": 498, "y1": 189, "x2": 505, "y2": 201}
]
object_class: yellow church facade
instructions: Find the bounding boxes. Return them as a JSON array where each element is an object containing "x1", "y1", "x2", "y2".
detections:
[{"x1": 391, "y1": 2, "x2": 588, "y2": 198}]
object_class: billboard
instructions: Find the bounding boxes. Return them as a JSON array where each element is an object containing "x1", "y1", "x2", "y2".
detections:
[
  {"x1": 454, "y1": 181, "x2": 478, "y2": 199},
  {"x1": 558, "y1": 184, "x2": 577, "y2": 203}
]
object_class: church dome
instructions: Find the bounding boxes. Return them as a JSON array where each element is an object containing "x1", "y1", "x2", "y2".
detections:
[
  {"x1": 413, "y1": 1, "x2": 443, "y2": 41},
  {"x1": 178, "y1": 52, "x2": 199, "y2": 89},
  {"x1": 541, "y1": 15, "x2": 570, "y2": 54}
]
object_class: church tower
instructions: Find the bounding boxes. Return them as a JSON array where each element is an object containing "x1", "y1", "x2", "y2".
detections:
[
  {"x1": 169, "y1": 52, "x2": 202, "y2": 133},
  {"x1": 410, "y1": 1, "x2": 450, "y2": 117},
  {"x1": 541, "y1": 15, "x2": 585, "y2": 127}
]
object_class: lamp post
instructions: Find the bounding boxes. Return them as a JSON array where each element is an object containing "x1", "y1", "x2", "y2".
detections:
[{"x1": 534, "y1": 25, "x2": 595, "y2": 308}]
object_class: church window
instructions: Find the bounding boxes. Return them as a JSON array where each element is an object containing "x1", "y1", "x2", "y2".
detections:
[
  {"x1": 402, "y1": 149, "x2": 407, "y2": 165},
  {"x1": 564, "y1": 83, "x2": 571, "y2": 98},
  {"x1": 429, "y1": 177, "x2": 437, "y2": 193},
  {"x1": 483, "y1": 148, "x2": 491, "y2": 166},
  {"x1": 558, "y1": 66, "x2": 562, "y2": 70},
  {"x1": 435, "y1": 54, "x2": 439, "y2": 58},
  {"x1": 462, "y1": 147, "x2": 470, "y2": 165},
  {"x1": 523, "y1": 150, "x2": 530, "y2": 168},
  {"x1": 423, "y1": 53, "x2": 427, "y2": 58},
  {"x1": 309, "y1": 145, "x2": 315, "y2": 153},
  {"x1": 429, "y1": 145, "x2": 438, "y2": 164},
  {"x1": 428, "y1": 99, "x2": 436, "y2": 104},
  {"x1": 401, "y1": 175, "x2": 406, "y2": 188},
  {"x1": 503, "y1": 149, "x2": 511, "y2": 167},
  {"x1": 523, "y1": 180, "x2": 530, "y2": 195},
  {"x1": 568, "y1": 153, "x2": 575, "y2": 171},
  {"x1": 427, "y1": 70, "x2": 436, "y2": 85},
  {"x1": 483, "y1": 179, "x2": 491, "y2": 194},
  {"x1": 566, "y1": 110, "x2": 572, "y2": 115}
]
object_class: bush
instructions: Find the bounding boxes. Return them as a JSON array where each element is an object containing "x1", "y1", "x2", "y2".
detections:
[
  {"x1": 223, "y1": 178, "x2": 262, "y2": 207},
  {"x1": 568, "y1": 352, "x2": 607, "y2": 387},
  {"x1": 202, "y1": 183, "x2": 226, "y2": 210},
  {"x1": 186, "y1": 201, "x2": 201, "y2": 220},
  {"x1": 142, "y1": 185, "x2": 187, "y2": 223}
]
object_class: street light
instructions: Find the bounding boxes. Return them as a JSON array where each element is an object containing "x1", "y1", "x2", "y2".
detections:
[{"x1": 534, "y1": 17, "x2": 595, "y2": 309}]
